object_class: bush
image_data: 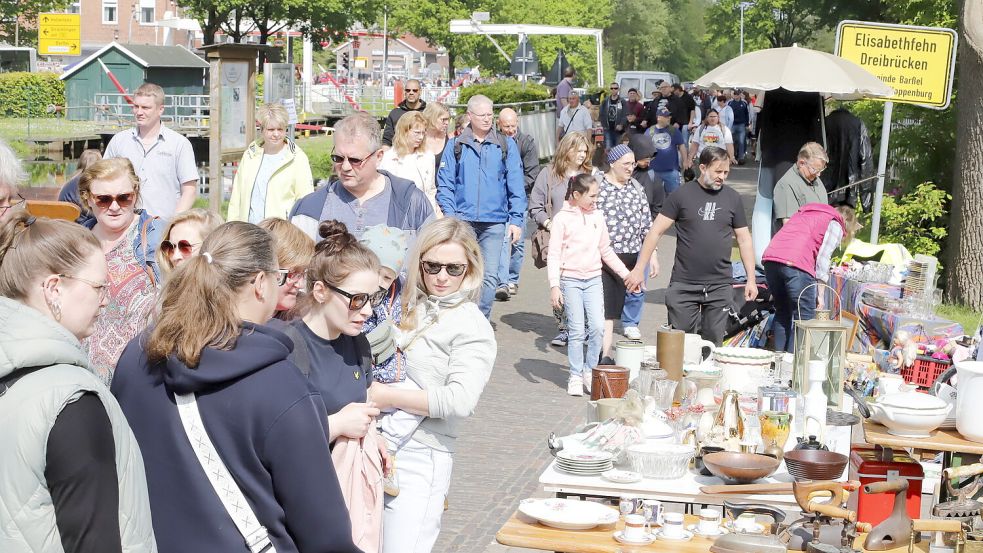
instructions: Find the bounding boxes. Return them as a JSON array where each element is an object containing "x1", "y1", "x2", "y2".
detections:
[
  {"x1": 863, "y1": 181, "x2": 950, "y2": 259},
  {"x1": 0, "y1": 72, "x2": 65, "y2": 118},
  {"x1": 458, "y1": 80, "x2": 550, "y2": 106}
]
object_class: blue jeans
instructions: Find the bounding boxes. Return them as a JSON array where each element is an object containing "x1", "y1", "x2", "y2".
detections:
[
  {"x1": 604, "y1": 128, "x2": 623, "y2": 150},
  {"x1": 655, "y1": 169, "x2": 681, "y2": 195},
  {"x1": 562, "y1": 276, "x2": 604, "y2": 378},
  {"x1": 498, "y1": 216, "x2": 525, "y2": 287},
  {"x1": 732, "y1": 124, "x2": 747, "y2": 160},
  {"x1": 621, "y1": 264, "x2": 649, "y2": 328},
  {"x1": 764, "y1": 261, "x2": 816, "y2": 352},
  {"x1": 470, "y1": 221, "x2": 506, "y2": 318}
]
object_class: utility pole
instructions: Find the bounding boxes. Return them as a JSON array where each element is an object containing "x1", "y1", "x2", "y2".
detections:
[
  {"x1": 739, "y1": 2, "x2": 754, "y2": 56},
  {"x1": 382, "y1": 5, "x2": 388, "y2": 85}
]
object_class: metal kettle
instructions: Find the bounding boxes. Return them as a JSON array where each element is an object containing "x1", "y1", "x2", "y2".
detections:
[
  {"x1": 706, "y1": 389, "x2": 746, "y2": 451},
  {"x1": 793, "y1": 415, "x2": 828, "y2": 451}
]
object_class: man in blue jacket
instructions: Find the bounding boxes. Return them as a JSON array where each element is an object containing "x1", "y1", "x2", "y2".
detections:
[
  {"x1": 437, "y1": 94, "x2": 527, "y2": 317},
  {"x1": 289, "y1": 113, "x2": 434, "y2": 241}
]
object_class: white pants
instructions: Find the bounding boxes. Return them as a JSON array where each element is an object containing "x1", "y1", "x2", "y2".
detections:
[{"x1": 382, "y1": 437, "x2": 453, "y2": 553}]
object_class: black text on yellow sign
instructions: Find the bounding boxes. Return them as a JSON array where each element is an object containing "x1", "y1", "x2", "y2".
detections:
[
  {"x1": 39, "y1": 13, "x2": 81, "y2": 56},
  {"x1": 836, "y1": 20, "x2": 957, "y2": 110}
]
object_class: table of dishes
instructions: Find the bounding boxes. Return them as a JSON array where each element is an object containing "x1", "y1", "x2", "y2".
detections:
[{"x1": 496, "y1": 509, "x2": 933, "y2": 553}]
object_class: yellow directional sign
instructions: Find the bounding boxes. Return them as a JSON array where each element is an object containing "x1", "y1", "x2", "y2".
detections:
[
  {"x1": 39, "y1": 13, "x2": 80, "y2": 56},
  {"x1": 836, "y1": 21, "x2": 957, "y2": 109}
]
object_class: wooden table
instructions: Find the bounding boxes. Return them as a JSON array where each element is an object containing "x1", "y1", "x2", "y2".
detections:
[
  {"x1": 496, "y1": 511, "x2": 931, "y2": 553},
  {"x1": 862, "y1": 420, "x2": 983, "y2": 455}
]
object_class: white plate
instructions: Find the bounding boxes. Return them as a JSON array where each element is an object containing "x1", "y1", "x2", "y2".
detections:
[
  {"x1": 613, "y1": 530, "x2": 656, "y2": 545},
  {"x1": 602, "y1": 469, "x2": 643, "y2": 484},
  {"x1": 518, "y1": 498, "x2": 619, "y2": 530},
  {"x1": 556, "y1": 450, "x2": 613, "y2": 463},
  {"x1": 656, "y1": 529, "x2": 694, "y2": 542},
  {"x1": 555, "y1": 466, "x2": 611, "y2": 477},
  {"x1": 688, "y1": 524, "x2": 729, "y2": 537}
]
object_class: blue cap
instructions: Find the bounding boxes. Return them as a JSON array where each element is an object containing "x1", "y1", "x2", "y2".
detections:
[
  {"x1": 607, "y1": 144, "x2": 632, "y2": 163},
  {"x1": 656, "y1": 108, "x2": 671, "y2": 117},
  {"x1": 359, "y1": 225, "x2": 409, "y2": 274}
]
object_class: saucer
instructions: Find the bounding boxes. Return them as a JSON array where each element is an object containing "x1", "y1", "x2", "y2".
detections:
[
  {"x1": 602, "y1": 469, "x2": 643, "y2": 484},
  {"x1": 613, "y1": 530, "x2": 656, "y2": 545},
  {"x1": 656, "y1": 529, "x2": 694, "y2": 542},
  {"x1": 723, "y1": 521, "x2": 765, "y2": 534},
  {"x1": 687, "y1": 523, "x2": 729, "y2": 538}
]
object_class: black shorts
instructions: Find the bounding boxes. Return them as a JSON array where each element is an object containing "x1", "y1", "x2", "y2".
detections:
[{"x1": 601, "y1": 252, "x2": 639, "y2": 320}]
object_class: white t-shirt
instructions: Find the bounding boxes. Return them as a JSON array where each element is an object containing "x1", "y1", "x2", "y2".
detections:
[
  {"x1": 248, "y1": 148, "x2": 289, "y2": 224},
  {"x1": 693, "y1": 124, "x2": 733, "y2": 157}
]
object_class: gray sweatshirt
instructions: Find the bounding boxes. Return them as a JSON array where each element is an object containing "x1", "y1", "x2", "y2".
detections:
[
  {"x1": 397, "y1": 289, "x2": 496, "y2": 452},
  {"x1": 528, "y1": 167, "x2": 570, "y2": 228}
]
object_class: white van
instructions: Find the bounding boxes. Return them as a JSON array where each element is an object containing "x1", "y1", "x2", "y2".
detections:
[{"x1": 614, "y1": 71, "x2": 680, "y2": 100}]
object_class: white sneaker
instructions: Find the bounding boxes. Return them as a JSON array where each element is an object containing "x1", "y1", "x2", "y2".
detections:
[
  {"x1": 624, "y1": 326, "x2": 642, "y2": 340},
  {"x1": 582, "y1": 376, "x2": 592, "y2": 395},
  {"x1": 567, "y1": 376, "x2": 584, "y2": 396}
]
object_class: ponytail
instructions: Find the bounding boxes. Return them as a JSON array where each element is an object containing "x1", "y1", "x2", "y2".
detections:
[
  {"x1": 0, "y1": 211, "x2": 100, "y2": 300},
  {"x1": 564, "y1": 173, "x2": 595, "y2": 200},
  {"x1": 146, "y1": 221, "x2": 276, "y2": 367}
]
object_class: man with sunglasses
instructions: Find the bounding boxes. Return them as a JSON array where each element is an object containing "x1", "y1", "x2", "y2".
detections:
[
  {"x1": 289, "y1": 113, "x2": 434, "y2": 240},
  {"x1": 103, "y1": 83, "x2": 198, "y2": 218},
  {"x1": 599, "y1": 82, "x2": 628, "y2": 150},
  {"x1": 773, "y1": 142, "x2": 830, "y2": 233},
  {"x1": 436, "y1": 94, "x2": 526, "y2": 317},
  {"x1": 382, "y1": 79, "x2": 428, "y2": 149}
]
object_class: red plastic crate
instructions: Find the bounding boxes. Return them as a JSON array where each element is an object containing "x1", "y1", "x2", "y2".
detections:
[{"x1": 900, "y1": 355, "x2": 951, "y2": 388}]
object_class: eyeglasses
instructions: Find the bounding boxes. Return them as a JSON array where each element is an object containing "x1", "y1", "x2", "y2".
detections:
[
  {"x1": 405, "y1": 88, "x2": 420, "y2": 92},
  {"x1": 58, "y1": 273, "x2": 109, "y2": 301},
  {"x1": 610, "y1": 86, "x2": 619, "y2": 90},
  {"x1": 421, "y1": 260, "x2": 468, "y2": 277},
  {"x1": 330, "y1": 150, "x2": 379, "y2": 169},
  {"x1": 468, "y1": 112, "x2": 494, "y2": 119},
  {"x1": 160, "y1": 239, "x2": 200, "y2": 257},
  {"x1": 274, "y1": 269, "x2": 290, "y2": 287},
  {"x1": 803, "y1": 161, "x2": 827, "y2": 175},
  {"x1": 0, "y1": 193, "x2": 25, "y2": 215},
  {"x1": 92, "y1": 192, "x2": 135, "y2": 209},
  {"x1": 324, "y1": 282, "x2": 386, "y2": 310}
]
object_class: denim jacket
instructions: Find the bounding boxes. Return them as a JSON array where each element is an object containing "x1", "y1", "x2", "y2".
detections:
[{"x1": 84, "y1": 209, "x2": 167, "y2": 285}]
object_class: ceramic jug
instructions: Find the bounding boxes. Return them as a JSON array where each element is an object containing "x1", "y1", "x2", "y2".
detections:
[
  {"x1": 759, "y1": 411, "x2": 792, "y2": 460},
  {"x1": 684, "y1": 333, "x2": 716, "y2": 366},
  {"x1": 956, "y1": 361, "x2": 983, "y2": 443}
]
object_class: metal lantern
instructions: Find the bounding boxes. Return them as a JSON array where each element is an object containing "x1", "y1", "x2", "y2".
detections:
[{"x1": 792, "y1": 318, "x2": 848, "y2": 409}]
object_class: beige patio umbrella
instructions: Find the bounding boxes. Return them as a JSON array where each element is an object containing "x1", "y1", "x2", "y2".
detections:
[{"x1": 694, "y1": 44, "x2": 893, "y2": 99}]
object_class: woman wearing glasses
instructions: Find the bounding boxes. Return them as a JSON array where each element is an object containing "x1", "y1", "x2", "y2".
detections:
[
  {"x1": 381, "y1": 112, "x2": 439, "y2": 215},
  {"x1": 370, "y1": 217, "x2": 497, "y2": 553},
  {"x1": 157, "y1": 208, "x2": 224, "y2": 276},
  {"x1": 80, "y1": 158, "x2": 166, "y2": 385},
  {"x1": 258, "y1": 217, "x2": 314, "y2": 319},
  {"x1": 112, "y1": 221, "x2": 360, "y2": 553},
  {"x1": 0, "y1": 212, "x2": 157, "y2": 553},
  {"x1": 227, "y1": 103, "x2": 314, "y2": 224}
]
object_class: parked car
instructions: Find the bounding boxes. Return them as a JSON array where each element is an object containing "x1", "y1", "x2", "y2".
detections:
[{"x1": 614, "y1": 71, "x2": 680, "y2": 99}]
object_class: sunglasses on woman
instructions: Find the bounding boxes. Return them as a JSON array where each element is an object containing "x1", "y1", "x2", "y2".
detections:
[
  {"x1": 92, "y1": 192, "x2": 135, "y2": 209},
  {"x1": 324, "y1": 282, "x2": 387, "y2": 310},
  {"x1": 421, "y1": 261, "x2": 468, "y2": 277},
  {"x1": 160, "y1": 239, "x2": 200, "y2": 257}
]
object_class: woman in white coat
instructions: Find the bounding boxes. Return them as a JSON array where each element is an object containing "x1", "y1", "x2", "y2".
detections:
[{"x1": 380, "y1": 111, "x2": 439, "y2": 214}]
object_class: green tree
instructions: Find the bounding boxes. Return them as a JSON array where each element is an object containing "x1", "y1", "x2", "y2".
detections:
[{"x1": 0, "y1": 0, "x2": 72, "y2": 47}]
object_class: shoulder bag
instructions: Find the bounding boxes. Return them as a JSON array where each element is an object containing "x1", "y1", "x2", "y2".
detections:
[{"x1": 530, "y1": 179, "x2": 554, "y2": 269}]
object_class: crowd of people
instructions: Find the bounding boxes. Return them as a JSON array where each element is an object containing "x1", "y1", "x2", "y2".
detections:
[{"x1": 0, "y1": 71, "x2": 863, "y2": 551}]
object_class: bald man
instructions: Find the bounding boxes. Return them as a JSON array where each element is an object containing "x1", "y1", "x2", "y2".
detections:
[
  {"x1": 494, "y1": 108, "x2": 542, "y2": 300},
  {"x1": 382, "y1": 78, "x2": 428, "y2": 147}
]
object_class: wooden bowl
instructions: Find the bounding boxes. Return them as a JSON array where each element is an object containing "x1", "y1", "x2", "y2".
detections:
[
  {"x1": 783, "y1": 449, "x2": 848, "y2": 482},
  {"x1": 702, "y1": 451, "x2": 781, "y2": 484}
]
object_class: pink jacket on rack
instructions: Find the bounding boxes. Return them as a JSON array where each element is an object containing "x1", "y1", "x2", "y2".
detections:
[
  {"x1": 547, "y1": 201, "x2": 630, "y2": 288},
  {"x1": 332, "y1": 425, "x2": 384, "y2": 553}
]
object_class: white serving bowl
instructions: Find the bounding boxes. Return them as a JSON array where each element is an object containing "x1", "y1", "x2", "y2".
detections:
[
  {"x1": 626, "y1": 443, "x2": 695, "y2": 479},
  {"x1": 870, "y1": 402, "x2": 948, "y2": 438}
]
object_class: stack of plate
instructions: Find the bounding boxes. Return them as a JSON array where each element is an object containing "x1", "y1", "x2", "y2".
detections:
[
  {"x1": 555, "y1": 450, "x2": 613, "y2": 475},
  {"x1": 905, "y1": 256, "x2": 936, "y2": 299}
]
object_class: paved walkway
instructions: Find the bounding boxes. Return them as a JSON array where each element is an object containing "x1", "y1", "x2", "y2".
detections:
[{"x1": 431, "y1": 166, "x2": 760, "y2": 553}]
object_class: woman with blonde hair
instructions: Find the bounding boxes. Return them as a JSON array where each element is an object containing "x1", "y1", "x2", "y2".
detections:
[
  {"x1": 380, "y1": 111, "x2": 438, "y2": 214},
  {"x1": 0, "y1": 212, "x2": 156, "y2": 552},
  {"x1": 258, "y1": 216, "x2": 314, "y2": 319},
  {"x1": 528, "y1": 130, "x2": 595, "y2": 346},
  {"x1": 157, "y1": 208, "x2": 224, "y2": 275},
  {"x1": 0, "y1": 137, "x2": 26, "y2": 223},
  {"x1": 80, "y1": 157, "x2": 166, "y2": 385},
  {"x1": 370, "y1": 217, "x2": 497, "y2": 553},
  {"x1": 228, "y1": 102, "x2": 314, "y2": 223},
  {"x1": 111, "y1": 221, "x2": 360, "y2": 553},
  {"x1": 422, "y1": 102, "x2": 451, "y2": 161}
]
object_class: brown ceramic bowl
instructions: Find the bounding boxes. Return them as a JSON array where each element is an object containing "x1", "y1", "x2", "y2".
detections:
[
  {"x1": 702, "y1": 451, "x2": 782, "y2": 484},
  {"x1": 783, "y1": 449, "x2": 848, "y2": 482}
]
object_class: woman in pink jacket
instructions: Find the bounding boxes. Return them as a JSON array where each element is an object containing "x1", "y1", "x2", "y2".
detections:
[{"x1": 547, "y1": 174, "x2": 630, "y2": 396}]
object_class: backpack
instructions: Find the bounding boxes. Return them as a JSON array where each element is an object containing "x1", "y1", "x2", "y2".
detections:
[{"x1": 453, "y1": 132, "x2": 509, "y2": 164}]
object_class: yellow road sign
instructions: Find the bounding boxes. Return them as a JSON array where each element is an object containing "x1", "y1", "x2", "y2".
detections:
[
  {"x1": 836, "y1": 20, "x2": 957, "y2": 109},
  {"x1": 39, "y1": 13, "x2": 80, "y2": 56}
]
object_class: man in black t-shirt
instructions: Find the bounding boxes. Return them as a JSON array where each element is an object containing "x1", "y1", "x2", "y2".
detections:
[{"x1": 625, "y1": 146, "x2": 758, "y2": 345}]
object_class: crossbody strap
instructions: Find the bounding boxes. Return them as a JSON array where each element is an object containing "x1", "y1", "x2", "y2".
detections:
[{"x1": 174, "y1": 392, "x2": 275, "y2": 553}]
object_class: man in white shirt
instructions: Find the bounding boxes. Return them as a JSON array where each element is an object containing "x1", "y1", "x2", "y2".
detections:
[{"x1": 557, "y1": 92, "x2": 594, "y2": 139}]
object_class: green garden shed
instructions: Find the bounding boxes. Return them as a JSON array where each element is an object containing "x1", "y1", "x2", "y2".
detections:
[{"x1": 61, "y1": 42, "x2": 208, "y2": 121}]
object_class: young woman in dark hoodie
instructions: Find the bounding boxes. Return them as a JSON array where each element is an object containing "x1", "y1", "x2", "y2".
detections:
[{"x1": 111, "y1": 221, "x2": 360, "y2": 553}]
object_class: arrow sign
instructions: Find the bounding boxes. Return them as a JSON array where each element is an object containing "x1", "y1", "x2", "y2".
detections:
[{"x1": 39, "y1": 13, "x2": 80, "y2": 55}]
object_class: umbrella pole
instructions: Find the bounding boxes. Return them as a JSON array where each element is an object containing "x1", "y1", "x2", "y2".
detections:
[
  {"x1": 869, "y1": 101, "x2": 893, "y2": 244},
  {"x1": 819, "y1": 94, "x2": 827, "y2": 150}
]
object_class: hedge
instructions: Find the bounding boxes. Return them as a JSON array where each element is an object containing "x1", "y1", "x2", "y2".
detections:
[
  {"x1": 458, "y1": 80, "x2": 550, "y2": 106},
  {"x1": 0, "y1": 72, "x2": 65, "y2": 118}
]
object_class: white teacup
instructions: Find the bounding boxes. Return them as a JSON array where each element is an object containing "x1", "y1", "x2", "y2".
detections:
[
  {"x1": 698, "y1": 508, "x2": 721, "y2": 535},
  {"x1": 662, "y1": 512, "x2": 685, "y2": 538},
  {"x1": 734, "y1": 513, "x2": 757, "y2": 532},
  {"x1": 624, "y1": 514, "x2": 649, "y2": 541},
  {"x1": 642, "y1": 499, "x2": 663, "y2": 526}
]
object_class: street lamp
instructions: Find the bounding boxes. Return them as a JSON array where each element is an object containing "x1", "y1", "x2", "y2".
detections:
[{"x1": 739, "y1": 1, "x2": 754, "y2": 56}]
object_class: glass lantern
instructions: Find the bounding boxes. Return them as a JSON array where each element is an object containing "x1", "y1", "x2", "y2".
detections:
[{"x1": 792, "y1": 319, "x2": 848, "y2": 409}]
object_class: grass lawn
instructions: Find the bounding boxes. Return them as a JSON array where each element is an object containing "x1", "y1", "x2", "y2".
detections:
[
  {"x1": 938, "y1": 303, "x2": 983, "y2": 335},
  {"x1": 0, "y1": 118, "x2": 110, "y2": 141},
  {"x1": 295, "y1": 133, "x2": 334, "y2": 181}
]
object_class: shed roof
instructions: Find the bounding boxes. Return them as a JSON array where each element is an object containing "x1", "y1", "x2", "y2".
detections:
[{"x1": 60, "y1": 42, "x2": 207, "y2": 80}]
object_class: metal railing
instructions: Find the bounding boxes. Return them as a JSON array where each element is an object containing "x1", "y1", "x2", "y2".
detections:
[{"x1": 92, "y1": 93, "x2": 210, "y2": 134}]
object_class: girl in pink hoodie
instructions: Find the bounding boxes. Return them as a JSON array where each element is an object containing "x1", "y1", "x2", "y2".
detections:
[{"x1": 548, "y1": 174, "x2": 631, "y2": 396}]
